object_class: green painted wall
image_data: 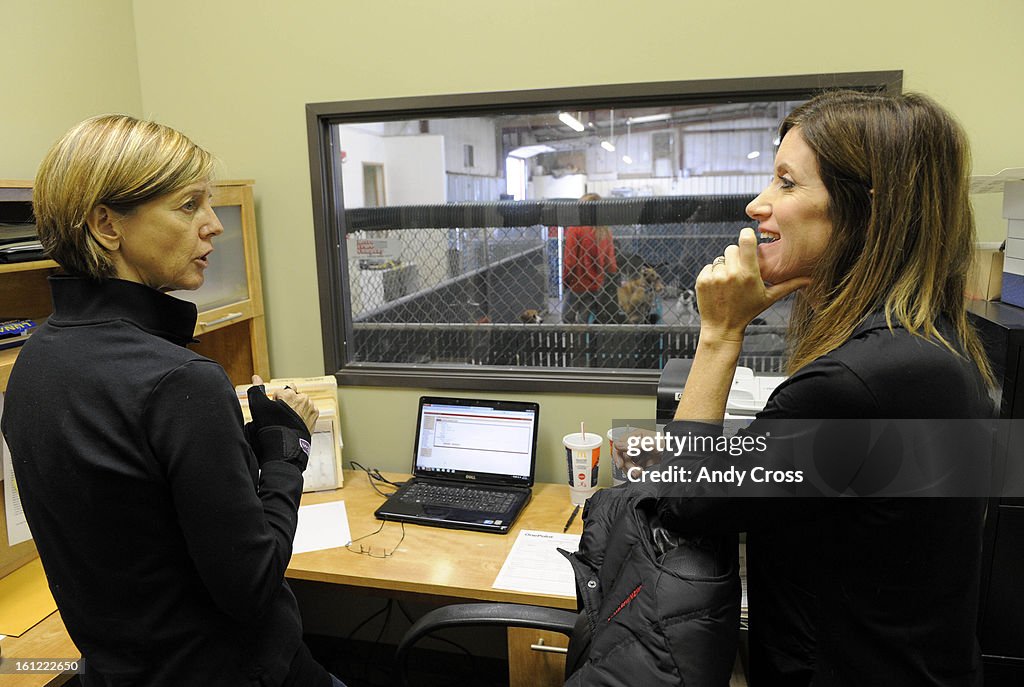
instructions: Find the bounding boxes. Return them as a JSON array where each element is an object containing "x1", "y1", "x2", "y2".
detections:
[
  {"x1": 0, "y1": 0, "x2": 142, "y2": 178},
  {"x1": 132, "y1": 0, "x2": 1022, "y2": 481},
  {"x1": 6, "y1": 1, "x2": 1023, "y2": 482}
]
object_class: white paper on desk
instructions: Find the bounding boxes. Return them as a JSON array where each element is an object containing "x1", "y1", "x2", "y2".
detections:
[
  {"x1": 492, "y1": 530, "x2": 581, "y2": 598},
  {"x1": 2, "y1": 410, "x2": 33, "y2": 547},
  {"x1": 292, "y1": 501, "x2": 352, "y2": 554}
]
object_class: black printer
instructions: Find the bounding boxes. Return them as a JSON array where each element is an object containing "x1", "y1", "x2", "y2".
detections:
[{"x1": 656, "y1": 358, "x2": 692, "y2": 424}]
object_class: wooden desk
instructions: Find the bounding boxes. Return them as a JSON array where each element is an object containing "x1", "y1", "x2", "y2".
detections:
[
  {"x1": 290, "y1": 470, "x2": 582, "y2": 609},
  {"x1": 1, "y1": 470, "x2": 582, "y2": 687},
  {"x1": 293, "y1": 470, "x2": 582, "y2": 686},
  {"x1": 0, "y1": 612, "x2": 77, "y2": 687}
]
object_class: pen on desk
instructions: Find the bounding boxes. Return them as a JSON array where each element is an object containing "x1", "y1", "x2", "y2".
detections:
[{"x1": 563, "y1": 504, "x2": 581, "y2": 533}]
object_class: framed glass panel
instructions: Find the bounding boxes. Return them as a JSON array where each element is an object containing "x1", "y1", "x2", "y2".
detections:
[{"x1": 307, "y1": 72, "x2": 902, "y2": 394}]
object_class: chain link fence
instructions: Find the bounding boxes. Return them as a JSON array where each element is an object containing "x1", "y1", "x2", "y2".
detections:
[{"x1": 343, "y1": 197, "x2": 789, "y2": 373}]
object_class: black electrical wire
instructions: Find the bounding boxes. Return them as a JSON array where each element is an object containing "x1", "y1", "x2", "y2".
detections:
[
  {"x1": 345, "y1": 601, "x2": 390, "y2": 644},
  {"x1": 349, "y1": 460, "x2": 405, "y2": 497},
  {"x1": 374, "y1": 599, "x2": 394, "y2": 646},
  {"x1": 343, "y1": 600, "x2": 398, "y2": 687},
  {"x1": 394, "y1": 601, "x2": 482, "y2": 687}
]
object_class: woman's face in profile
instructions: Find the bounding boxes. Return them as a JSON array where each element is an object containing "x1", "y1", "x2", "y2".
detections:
[
  {"x1": 113, "y1": 182, "x2": 223, "y2": 292},
  {"x1": 745, "y1": 128, "x2": 833, "y2": 285}
]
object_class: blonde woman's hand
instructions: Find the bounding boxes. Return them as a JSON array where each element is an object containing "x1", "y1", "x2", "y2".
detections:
[
  {"x1": 251, "y1": 375, "x2": 319, "y2": 435},
  {"x1": 275, "y1": 385, "x2": 319, "y2": 436},
  {"x1": 696, "y1": 228, "x2": 811, "y2": 343}
]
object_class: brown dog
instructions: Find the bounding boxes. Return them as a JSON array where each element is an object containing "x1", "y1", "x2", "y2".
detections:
[{"x1": 617, "y1": 266, "x2": 665, "y2": 324}]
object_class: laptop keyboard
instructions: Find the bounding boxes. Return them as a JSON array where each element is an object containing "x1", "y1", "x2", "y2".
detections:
[{"x1": 398, "y1": 482, "x2": 518, "y2": 513}]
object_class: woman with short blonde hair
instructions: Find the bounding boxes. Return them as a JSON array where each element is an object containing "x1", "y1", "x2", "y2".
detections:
[
  {"x1": 3, "y1": 114, "x2": 345, "y2": 687},
  {"x1": 33, "y1": 114, "x2": 215, "y2": 280}
]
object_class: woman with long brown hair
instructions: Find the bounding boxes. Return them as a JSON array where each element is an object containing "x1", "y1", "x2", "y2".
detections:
[{"x1": 654, "y1": 90, "x2": 993, "y2": 685}]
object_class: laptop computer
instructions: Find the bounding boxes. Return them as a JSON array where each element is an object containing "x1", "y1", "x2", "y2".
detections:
[{"x1": 374, "y1": 396, "x2": 540, "y2": 534}]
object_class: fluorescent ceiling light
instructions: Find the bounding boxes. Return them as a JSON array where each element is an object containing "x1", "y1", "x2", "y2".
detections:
[
  {"x1": 558, "y1": 112, "x2": 586, "y2": 132},
  {"x1": 622, "y1": 155, "x2": 633, "y2": 165},
  {"x1": 747, "y1": 151, "x2": 761, "y2": 160},
  {"x1": 601, "y1": 140, "x2": 616, "y2": 152},
  {"x1": 629, "y1": 113, "x2": 671, "y2": 124},
  {"x1": 508, "y1": 144, "x2": 555, "y2": 159}
]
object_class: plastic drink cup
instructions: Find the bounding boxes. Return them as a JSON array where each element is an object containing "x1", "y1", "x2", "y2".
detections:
[
  {"x1": 563, "y1": 432, "x2": 602, "y2": 505},
  {"x1": 608, "y1": 426, "x2": 632, "y2": 486}
]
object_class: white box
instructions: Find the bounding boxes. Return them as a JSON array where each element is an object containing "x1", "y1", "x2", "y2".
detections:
[
  {"x1": 1005, "y1": 238, "x2": 1024, "y2": 261},
  {"x1": 1004, "y1": 255, "x2": 1024, "y2": 277},
  {"x1": 1004, "y1": 181, "x2": 1024, "y2": 219},
  {"x1": 1008, "y1": 219, "x2": 1024, "y2": 240}
]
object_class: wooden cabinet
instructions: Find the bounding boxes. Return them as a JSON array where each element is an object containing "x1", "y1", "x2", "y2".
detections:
[
  {"x1": 0, "y1": 179, "x2": 269, "y2": 391},
  {"x1": 507, "y1": 627, "x2": 568, "y2": 687},
  {"x1": 0, "y1": 178, "x2": 269, "y2": 577}
]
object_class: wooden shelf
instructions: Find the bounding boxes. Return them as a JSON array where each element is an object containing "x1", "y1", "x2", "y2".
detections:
[
  {"x1": 0, "y1": 260, "x2": 59, "y2": 275},
  {"x1": 1, "y1": 344, "x2": 21, "y2": 390}
]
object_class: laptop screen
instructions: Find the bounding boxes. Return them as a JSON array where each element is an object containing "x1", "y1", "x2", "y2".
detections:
[{"x1": 413, "y1": 397, "x2": 539, "y2": 487}]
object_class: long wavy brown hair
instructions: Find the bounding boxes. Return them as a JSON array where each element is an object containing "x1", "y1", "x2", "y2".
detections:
[{"x1": 781, "y1": 90, "x2": 993, "y2": 387}]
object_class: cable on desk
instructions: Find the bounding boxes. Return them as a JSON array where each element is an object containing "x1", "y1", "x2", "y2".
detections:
[{"x1": 349, "y1": 460, "x2": 406, "y2": 497}]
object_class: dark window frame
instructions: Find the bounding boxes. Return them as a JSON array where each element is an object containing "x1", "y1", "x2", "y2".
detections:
[{"x1": 306, "y1": 71, "x2": 902, "y2": 395}]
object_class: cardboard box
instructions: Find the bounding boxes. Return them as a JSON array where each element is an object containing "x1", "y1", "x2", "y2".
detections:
[{"x1": 969, "y1": 248, "x2": 1004, "y2": 301}]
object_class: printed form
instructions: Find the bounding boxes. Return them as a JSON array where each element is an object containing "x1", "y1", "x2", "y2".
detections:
[{"x1": 493, "y1": 529, "x2": 581, "y2": 598}]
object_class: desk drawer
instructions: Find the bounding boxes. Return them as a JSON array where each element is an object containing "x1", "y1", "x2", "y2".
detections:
[{"x1": 508, "y1": 627, "x2": 567, "y2": 687}]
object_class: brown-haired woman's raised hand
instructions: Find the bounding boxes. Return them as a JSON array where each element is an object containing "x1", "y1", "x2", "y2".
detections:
[{"x1": 695, "y1": 227, "x2": 811, "y2": 343}]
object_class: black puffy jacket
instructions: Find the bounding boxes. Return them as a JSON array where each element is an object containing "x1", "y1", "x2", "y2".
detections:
[{"x1": 562, "y1": 489, "x2": 741, "y2": 686}]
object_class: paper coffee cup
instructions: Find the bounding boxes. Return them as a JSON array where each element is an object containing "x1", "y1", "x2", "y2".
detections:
[
  {"x1": 563, "y1": 432, "x2": 602, "y2": 505},
  {"x1": 608, "y1": 426, "x2": 632, "y2": 486}
]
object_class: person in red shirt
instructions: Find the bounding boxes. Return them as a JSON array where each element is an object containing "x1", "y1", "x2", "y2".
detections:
[{"x1": 563, "y1": 192, "x2": 618, "y2": 323}]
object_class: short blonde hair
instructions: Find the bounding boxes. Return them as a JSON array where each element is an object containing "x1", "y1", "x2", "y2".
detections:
[{"x1": 33, "y1": 114, "x2": 215, "y2": 279}]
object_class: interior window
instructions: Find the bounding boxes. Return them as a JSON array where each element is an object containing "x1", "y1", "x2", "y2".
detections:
[{"x1": 307, "y1": 73, "x2": 901, "y2": 393}]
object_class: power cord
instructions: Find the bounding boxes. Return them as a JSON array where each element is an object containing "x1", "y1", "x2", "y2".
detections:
[
  {"x1": 342, "y1": 599, "x2": 397, "y2": 687},
  {"x1": 349, "y1": 460, "x2": 406, "y2": 497},
  {"x1": 394, "y1": 601, "x2": 482, "y2": 687},
  {"x1": 396, "y1": 601, "x2": 474, "y2": 661}
]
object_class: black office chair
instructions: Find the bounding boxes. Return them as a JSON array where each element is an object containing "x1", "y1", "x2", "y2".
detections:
[
  {"x1": 394, "y1": 602, "x2": 586, "y2": 686},
  {"x1": 394, "y1": 491, "x2": 741, "y2": 687}
]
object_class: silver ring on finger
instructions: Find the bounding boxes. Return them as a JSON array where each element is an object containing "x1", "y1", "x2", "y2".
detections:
[{"x1": 712, "y1": 256, "x2": 726, "y2": 267}]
